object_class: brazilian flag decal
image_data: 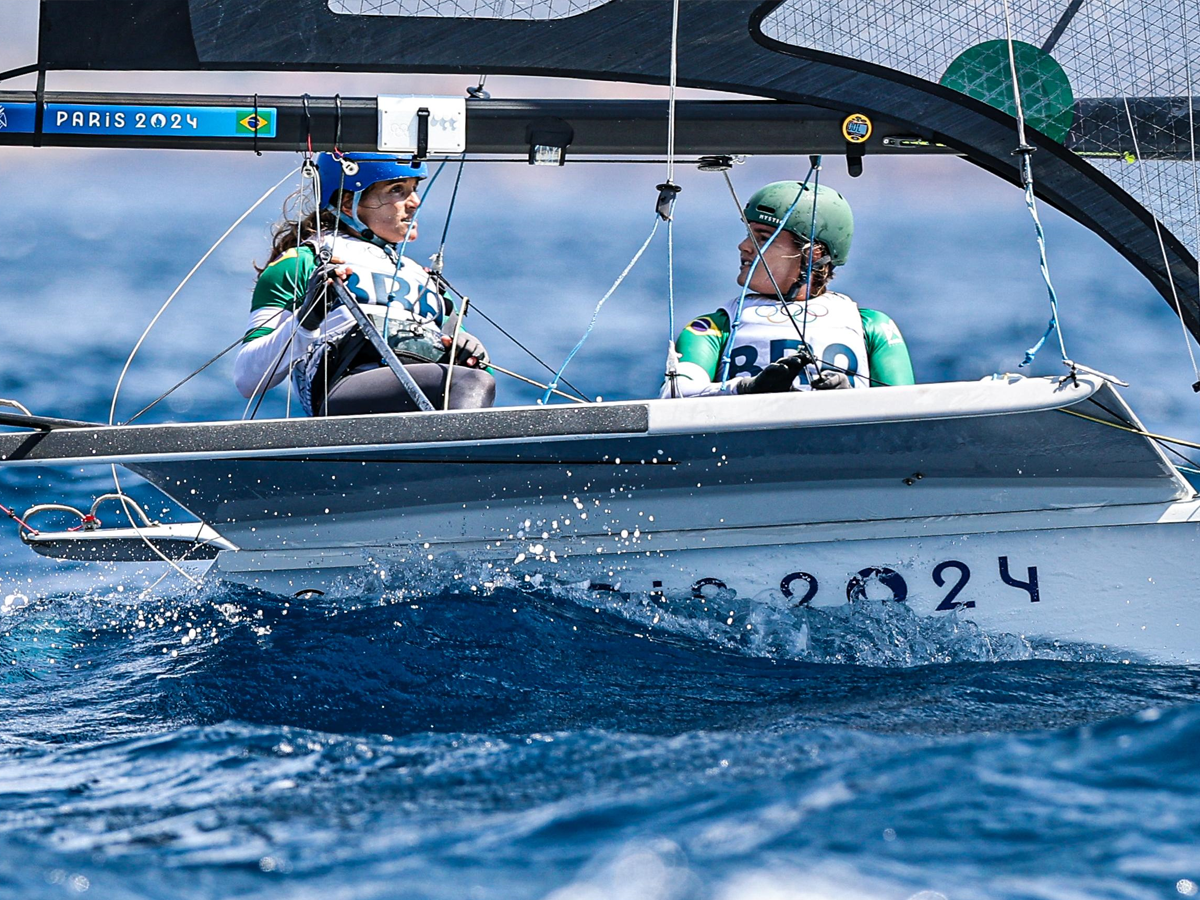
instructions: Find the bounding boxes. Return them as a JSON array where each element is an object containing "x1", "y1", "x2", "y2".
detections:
[{"x1": 236, "y1": 109, "x2": 275, "y2": 137}]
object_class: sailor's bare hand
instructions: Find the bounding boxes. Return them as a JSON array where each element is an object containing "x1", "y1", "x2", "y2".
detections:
[{"x1": 324, "y1": 257, "x2": 351, "y2": 283}]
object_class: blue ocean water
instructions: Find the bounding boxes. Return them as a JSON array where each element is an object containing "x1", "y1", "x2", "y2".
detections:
[{"x1": 2, "y1": 148, "x2": 1200, "y2": 899}]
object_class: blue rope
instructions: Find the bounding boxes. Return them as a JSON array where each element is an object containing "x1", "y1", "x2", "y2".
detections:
[
  {"x1": 667, "y1": 216, "x2": 677, "y2": 351},
  {"x1": 1016, "y1": 154, "x2": 1070, "y2": 367},
  {"x1": 383, "y1": 159, "x2": 448, "y2": 338},
  {"x1": 719, "y1": 165, "x2": 815, "y2": 382},
  {"x1": 798, "y1": 157, "x2": 822, "y2": 353},
  {"x1": 542, "y1": 216, "x2": 662, "y2": 404}
]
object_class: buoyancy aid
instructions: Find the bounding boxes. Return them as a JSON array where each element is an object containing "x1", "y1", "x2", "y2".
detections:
[
  {"x1": 721, "y1": 291, "x2": 871, "y2": 389},
  {"x1": 294, "y1": 234, "x2": 448, "y2": 414}
]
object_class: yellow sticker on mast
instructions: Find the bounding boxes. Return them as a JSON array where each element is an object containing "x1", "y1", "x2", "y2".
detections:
[{"x1": 841, "y1": 113, "x2": 872, "y2": 144}]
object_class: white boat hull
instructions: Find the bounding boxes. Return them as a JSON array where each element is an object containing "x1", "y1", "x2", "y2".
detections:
[
  {"x1": 209, "y1": 497, "x2": 1200, "y2": 664},
  {"x1": 4, "y1": 374, "x2": 1199, "y2": 662}
]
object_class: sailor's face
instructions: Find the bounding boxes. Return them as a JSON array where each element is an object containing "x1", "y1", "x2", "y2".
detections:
[
  {"x1": 347, "y1": 177, "x2": 422, "y2": 243},
  {"x1": 737, "y1": 224, "x2": 805, "y2": 298}
]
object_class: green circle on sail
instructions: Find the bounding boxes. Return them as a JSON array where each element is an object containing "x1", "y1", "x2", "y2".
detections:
[{"x1": 940, "y1": 40, "x2": 1074, "y2": 143}]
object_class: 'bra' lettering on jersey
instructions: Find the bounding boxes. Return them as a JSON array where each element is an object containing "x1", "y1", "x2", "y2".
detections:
[{"x1": 314, "y1": 235, "x2": 447, "y2": 326}]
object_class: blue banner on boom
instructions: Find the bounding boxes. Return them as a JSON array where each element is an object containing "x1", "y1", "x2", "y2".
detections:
[
  {"x1": 0, "y1": 103, "x2": 37, "y2": 133},
  {"x1": 28, "y1": 104, "x2": 277, "y2": 138}
]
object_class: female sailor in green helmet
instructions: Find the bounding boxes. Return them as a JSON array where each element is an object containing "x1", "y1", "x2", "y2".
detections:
[{"x1": 662, "y1": 181, "x2": 913, "y2": 397}]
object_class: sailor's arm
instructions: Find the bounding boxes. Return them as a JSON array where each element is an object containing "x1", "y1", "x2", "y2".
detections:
[
  {"x1": 860, "y1": 309, "x2": 915, "y2": 386},
  {"x1": 660, "y1": 312, "x2": 739, "y2": 398},
  {"x1": 233, "y1": 249, "x2": 320, "y2": 399}
]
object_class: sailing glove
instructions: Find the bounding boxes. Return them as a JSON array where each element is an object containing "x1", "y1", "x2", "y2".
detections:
[
  {"x1": 441, "y1": 331, "x2": 490, "y2": 368},
  {"x1": 811, "y1": 369, "x2": 851, "y2": 390},
  {"x1": 297, "y1": 263, "x2": 343, "y2": 330},
  {"x1": 736, "y1": 355, "x2": 807, "y2": 394},
  {"x1": 441, "y1": 312, "x2": 490, "y2": 368}
]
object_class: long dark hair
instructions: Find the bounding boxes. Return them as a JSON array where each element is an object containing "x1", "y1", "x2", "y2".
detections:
[{"x1": 255, "y1": 188, "x2": 346, "y2": 274}]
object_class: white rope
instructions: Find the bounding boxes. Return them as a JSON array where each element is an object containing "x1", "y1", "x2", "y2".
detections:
[
  {"x1": 542, "y1": 217, "x2": 661, "y2": 404},
  {"x1": 1098, "y1": 1, "x2": 1199, "y2": 384},
  {"x1": 110, "y1": 464, "x2": 199, "y2": 584},
  {"x1": 665, "y1": 0, "x2": 681, "y2": 185},
  {"x1": 1000, "y1": 0, "x2": 1029, "y2": 149},
  {"x1": 106, "y1": 165, "x2": 298, "y2": 578},
  {"x1": 110, "y1": 166, "x2": 300, "y2": 426}
]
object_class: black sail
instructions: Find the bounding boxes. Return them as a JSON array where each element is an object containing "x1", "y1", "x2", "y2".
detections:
[{"x1": 29, "y1": 0, "x2": 1200, "y2": 338}]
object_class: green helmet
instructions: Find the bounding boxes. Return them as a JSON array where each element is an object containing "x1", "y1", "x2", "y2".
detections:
[{"x1": 743, "y1": 182, "x2": 854, "y2": 267}]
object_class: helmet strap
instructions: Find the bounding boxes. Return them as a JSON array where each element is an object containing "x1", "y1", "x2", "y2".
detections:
[
  {"x1": 331, "y1": 191, "x2": 394, "y2": 250},
  {"x1": 782, "y1": 247, "x2": 831, "y2": 302}
]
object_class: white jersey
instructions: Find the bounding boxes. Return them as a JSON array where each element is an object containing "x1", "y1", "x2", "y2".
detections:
[
  {"x1": 233, "y1": 234, "x2": 446, "y2": 412},
  {"x1": 721, "y1": 291, "x2": 870, "y2": 388},
  {"x1": 664, "y1": 291, "x2": 870, "y2": 398}
]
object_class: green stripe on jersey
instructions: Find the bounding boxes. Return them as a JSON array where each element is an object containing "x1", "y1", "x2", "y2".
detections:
[{"x1": 244, "y1": 245, "x2": 317, "y2": 342}]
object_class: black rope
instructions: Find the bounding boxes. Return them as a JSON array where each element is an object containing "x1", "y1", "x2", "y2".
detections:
[
  {"x1": 434, "y1": 273, "x2": 591, "y2": 402},
  {"x1": 253, "y1": 93, "x2": 261, "y2": 157},
  {"x1": 32, "y1": 68, "x2": 45, "y2": 149},
  {"x1": 333, "y1": 94, "x2": 344, "y2": 155},
  {"x1": 249, "y1": 344, "x2": 291, "y2": 420},
  {"x1": 124, "y1": 337, "x2": 246, "y2": 424}
]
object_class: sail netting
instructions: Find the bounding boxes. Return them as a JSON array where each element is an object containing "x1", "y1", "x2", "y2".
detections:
[
  {"x1": 760, "y1": 0, "x2": 1200, "y2": 265},
  {"x1": 328, "y1": 0, "x2": 612, "y2": 19}
]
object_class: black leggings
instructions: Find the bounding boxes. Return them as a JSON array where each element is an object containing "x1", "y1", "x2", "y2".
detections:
[{"x1": 320, "y1": 364, "x2": 496, "y2": 416}]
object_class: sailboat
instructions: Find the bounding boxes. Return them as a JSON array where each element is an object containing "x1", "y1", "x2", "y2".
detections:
[{"x1": 2, "y1": 0, "x2": 1200, "y2": 663}]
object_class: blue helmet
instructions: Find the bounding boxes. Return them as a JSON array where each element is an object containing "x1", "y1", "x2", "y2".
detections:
[
  {"x1": 315, "y1": 152, "x2": 428, "y2": 246},
  {"x1": 315, "y1": 152, "x2": 428, "y2": 210}
]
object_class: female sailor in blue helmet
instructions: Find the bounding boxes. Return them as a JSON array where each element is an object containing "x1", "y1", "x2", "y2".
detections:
[
  {"x1": 662, "y1": 181, "x2": 913, "y2": 397},
  {"x1": 234, "y1": 152, "x2": 495, "y2": 415}
]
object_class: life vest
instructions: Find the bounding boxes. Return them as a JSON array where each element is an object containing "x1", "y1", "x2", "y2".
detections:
[
  {"x1": 294, "y1": 234, "x2": 448, "y2": 414},
  {"x1": 721, "y1": 291, "x2": 871, "y2": 389}
]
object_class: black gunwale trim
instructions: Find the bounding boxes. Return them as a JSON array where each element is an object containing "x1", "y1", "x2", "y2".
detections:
[{"x1": 0, "y1": 405, "x2": 650, "y2": 465}]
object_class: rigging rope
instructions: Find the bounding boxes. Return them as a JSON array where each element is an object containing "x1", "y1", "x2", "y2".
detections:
[
  {"x1": 798, "y1": 155, "x2": 823, "y2": 361},
  {"x1": 105, "y1": 166, "x2": 296, "y2": 576},
  {"x1": 541, "y1": 217, "x2": 662, "y2": 404},
  {"x1": 719, "y1": 164, "x2": 815, "y2": 382},
  {"x1": 422, "y1": 271, "x2": 591, "y2": 401},
  {"x1": 1101, "y1": 2, "x2": 1200, "y2": 390},
  {"x1": 544, "y1": 2, "x2": 683, "y2": 405},
  {"x1": 1058, "y1": 406, "x2": 1200, "y2": 453},
  {"x1": 241, "y1": 164, "x2": 321, "y2": 420},
  {"x1": 435, "y1": 70, "x2": 487, "y2": 277},
  {"x1": 661, "y1": 0, "x2": 684, "y2": 397},
  {"x1": 1000, "y1": 0, "x2": 1072, "y2": 373},
  {"x1": 112, "y1": 166, "x2": 299, "y2": 427}
]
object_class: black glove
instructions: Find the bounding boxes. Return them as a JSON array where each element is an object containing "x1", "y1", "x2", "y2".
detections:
[
  {"x1": 736, "y1": 355, "x2": 807, "y2": 394},
  {"x1": 442, "y1": 330, "x2": 490, "y2": 368},
  {"x1": 811, "y1": 369, "x2": 851, "y2": 390},
  {"x1": 442, "y1": 312, "x2": 490, "y2": 367},
  {"x1": 296, "y1": 263, "x2": 341, "y2": 330}
]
